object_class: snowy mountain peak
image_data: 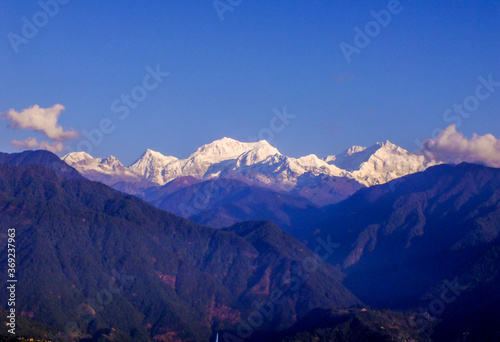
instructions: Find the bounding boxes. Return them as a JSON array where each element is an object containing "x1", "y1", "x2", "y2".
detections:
[
  {"x1": 106, "y1": 155, "x2": 118, "y2": 162},
  {"x1": 329, "y1": 141, "x2": 400, "y2": 172},
  {"x1": 235, "y1": 144, "x2": 280, "y2": 167},
  {"x1": 323, "y1": 155, "x2": 336, "y2": 164},
  {"x1": 144, "y1": 148, "x2": 163, "y2": 156},
  {"x1": 62, "y1": 152, "x2": 139, "y2": 187},
  {"x1": 171, "y1": 138, "x2": 281, "y2": 182},
  {"x1": 330, "y1": 144, "x2": 376, "y2": 172},
  {"x1": 375, "y1": 140, "x2": 400, "y2": 151},
  {"x1": 194, "y1": 137, "x2": 242, "y2": 155},
  {"x1": 102, "y1": 155, "x2": 124, "y2": 167},
  {"x1": 378, "y1": 140, "x2": 395, "y2": 147},
  {"x1": 129, "y1": 149, "x2": 178, "y2": 184},
  {"x1": 346, "y1": 145, "x2": 367, "y2": 156},
  {"x1": 320, "y1": 141, "x2": 438, "y2": 186},
  {"x1": 340, "y1": 140, "x2": 400, "y2": 160},
  {"x1": 131, "y1": 149, "x2": 178, "y2": 166},
  {"x1": 61, "y1": 151, "x2": 94, "y2": 164},
  {"x1": 296, "y1": 154, "x2": 325, "y2": 167},
  {"x1": 189, "y1": 138, "x2": 280, "y2": 163}
]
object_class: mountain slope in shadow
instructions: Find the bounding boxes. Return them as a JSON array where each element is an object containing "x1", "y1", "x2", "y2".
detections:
[
  {"x1": 306, "y1": 163, "x2": 500, "y2": 341},
  {"x1": 0, "y1": 151, "x2": 360, "y2": 342}
]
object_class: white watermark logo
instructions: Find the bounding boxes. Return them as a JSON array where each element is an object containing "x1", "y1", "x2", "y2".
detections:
[
  {"x1": 213, "y1": 0, "x2": 243, "y2": 21},
  {"x1": 339, "y1": 0, "x2": 408, "y2": 64},
  {"x1": 8, "y1": 0, "x2": 71, "y2": 54}
]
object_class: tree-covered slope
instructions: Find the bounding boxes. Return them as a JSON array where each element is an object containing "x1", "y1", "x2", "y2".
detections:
[{"x1": 0, "y1": 151, "x2": 360, "y2": 341}]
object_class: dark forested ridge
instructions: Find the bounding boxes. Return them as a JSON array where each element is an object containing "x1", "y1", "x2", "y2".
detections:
[
  {"x1": 0, "y1": 151, "x2": 360, "y2": 341},
  {"x1": 307, "y1": 163, "x2": 500, "y2": 341},
  {"x1": 0, "y1": 150, "x2": 81, "y2": 179},
  {"x1": 148, "y1": 177, "x2": 328, "y2": 234}
]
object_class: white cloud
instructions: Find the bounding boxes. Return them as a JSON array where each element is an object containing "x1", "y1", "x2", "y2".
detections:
[
  {"x1": 11, "y1": 138, "x2": 65, "y2": 153},
  {"x1": 422, "y1": 124, "x2": 500, "y2": 168},
  {"x1": 2, "y1": 104, "x2": 78, "y2": 141}
]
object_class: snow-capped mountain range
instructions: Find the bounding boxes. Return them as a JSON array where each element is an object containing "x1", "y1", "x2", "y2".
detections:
[
  {"x1": 325, "y1": 141, "x2": 434, "y2": 186},
  {"x1": 62, "y1": 137, "x2": 436, "y2": 192}
]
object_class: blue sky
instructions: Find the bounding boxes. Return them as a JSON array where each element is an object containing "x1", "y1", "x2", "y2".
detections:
[{"x1": 1, "y1": 0, "x2": 499, "y2": 165}]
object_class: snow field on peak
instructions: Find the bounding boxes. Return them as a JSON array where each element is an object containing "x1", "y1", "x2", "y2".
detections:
[{"x1": 62, "y1": 138, "x2": 435, "y2": 189}]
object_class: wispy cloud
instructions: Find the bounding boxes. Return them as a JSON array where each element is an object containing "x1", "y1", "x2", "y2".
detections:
[
  {"x1": 2, "y1": 104, "x2": 78, "y2": 153},
  {"x1": 422, "y1": 124, "x2": 500, "y2": 168},
  {"x1": 11, "y1": 137, "x2": 65, "y2": 153}
]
